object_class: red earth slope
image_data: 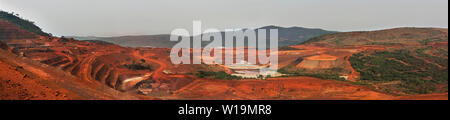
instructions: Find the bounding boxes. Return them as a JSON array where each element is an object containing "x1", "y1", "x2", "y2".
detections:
[
  {"x1": 0, "y1": 20, "x2": 38, "y2": 42},
  {"x1": 0, "y1": 48, "x2": 143, "y2": 100}
]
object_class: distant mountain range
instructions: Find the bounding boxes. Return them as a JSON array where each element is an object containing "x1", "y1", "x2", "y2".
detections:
[{"x1": 70, "y1": 26, "x2": 336, "y2": 48}]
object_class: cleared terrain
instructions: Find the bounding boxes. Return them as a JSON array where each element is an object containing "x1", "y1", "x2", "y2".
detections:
[{"x1": 0, "y1": 11, "x2": 447, "y2": 100}]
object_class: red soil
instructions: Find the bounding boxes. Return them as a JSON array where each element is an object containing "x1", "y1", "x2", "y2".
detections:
[
  {"x1": 170, "y1": 76, "x2": 393, "y2": 100},
  {"x1": 0, "y1": 59, "x2": 70, "y2": 100},
  {"x1": 0, "y1": 49, "x2": 144, "y2": 100},
  {"x1": 1, "y1": 20, "x2": 447, "y2": 100},
  {"x1": 0, "y1": 20, "x2": 39, "y2": 41},
  {"x1": 397, "y1": 93, "x2": 448, "y2": 100},
  {"x1": 170, "y1": 76, "x2": 447, "y2": 100},
  {"x1": 305, "y1": 54, "x2": 338, "y2": 61},
  {"x1": 345, "y1": 55, "x2": 359, "y2": 81},
  {"x1": 133, "y1": 50, "x2": 168, "y2": 80},
  {"x1": 432, "y1": 42, "x2": 448, "y2": 48}
]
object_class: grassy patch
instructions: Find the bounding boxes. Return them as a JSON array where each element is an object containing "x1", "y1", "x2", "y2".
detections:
[
  {"x1": 278, "y1": 67, "x2": 346, "y2": 81},
  {"x1": 123, "y1": 61, "x2": 152, "y2": 70},
  {"x1": 416, "y1": 47, "x2": 448, "y2": 68},
  {"x1": 196, "y1": 71, "x2": 242, "y2": 80},
  {"x1": 419, "y1": 37, "x2": 445, "y2": 45},
  {"x1": 84, "y1": 40, "x2": 115, "y2": 45},
  {"x1": 366, "y1": 42, "x2": 402, "y2": 46},
  {"x1": 349, "y1": 50, "x2": 448, "y2": 94}
]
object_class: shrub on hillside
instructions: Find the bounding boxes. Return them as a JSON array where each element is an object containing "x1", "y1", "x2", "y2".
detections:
[
  {"x1": 196, "y1": 71, "x2": 241, "y2": 80},
  {"x1": 123, "y1": 61, "x2": 152, "y2": 70},
  {"x1": 0, "y1": 11, "x2": 50, "y2": 36}
]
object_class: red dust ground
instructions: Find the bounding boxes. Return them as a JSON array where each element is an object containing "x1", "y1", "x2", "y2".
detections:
[
  {"x1": 0, "y1": 20, "x2": 447, "y2": 100},
  {"x1": 168, "y1": 76, "x2": 447, "y2": 100}
]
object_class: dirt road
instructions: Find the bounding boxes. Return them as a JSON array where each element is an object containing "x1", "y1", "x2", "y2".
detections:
[
  {"x1": 132, "y1": 51, "x2": 168, "y2": 80},
  {"x1": 345, "y1": 55, "x2": 359, "y2": 82}
]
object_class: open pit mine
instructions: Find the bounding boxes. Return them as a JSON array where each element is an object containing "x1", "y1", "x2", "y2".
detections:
[{"x1": 0, "y1": 12, "x2": 448, "y2": 100}]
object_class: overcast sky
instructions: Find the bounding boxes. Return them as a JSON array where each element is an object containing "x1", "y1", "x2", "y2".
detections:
[{"x1": 0, "y1": 0, "x2": 448, "y2": 37}]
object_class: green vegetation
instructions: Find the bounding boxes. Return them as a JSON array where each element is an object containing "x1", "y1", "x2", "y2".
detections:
[
  {"x1": 300, "y1": 34, "x2": 333, "y2": 45},
  {"x1": 84, "y1": 40, "x2": 115, "y2": 45},
  {"x1": 333, "y1": 38, "x2": 343, "y2": 46},
  {"x1": 278, "y1": 68, "x2": 346, "y2": 81},
  {"x1": 123, "y1": 61, "x2": 152, "y2": 70},
  {"x1": 0, "y1": 11, "x2": 50, "y2": 36},
  {"x1": 416, "y1": 47, "x2": 448, "y2": 68},
  {"x1": 300, "y1": 28, "x2": 448, "y2": 47},
  {"x1": 366, "y1": 42, "x2": 402, "y2": 46},
  {"x1": 196, "y1": 71, "x2": 241, "y2": 80},
  {"x1": 419, "y1": 37, "x2": 446, "y2": 45},
  {"x1": 437, "y1": 48, "x2": 448, "y2": 57},
  {"x1": 279, "y1": 46, "x2": 302, "y2": 50},
  {"x1": 349, "y1": 50, "x2": 448, "y2": 94}
]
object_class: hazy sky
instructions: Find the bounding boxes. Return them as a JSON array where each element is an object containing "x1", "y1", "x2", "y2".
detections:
[{"x1": 0, "y1": 0, "x2": 448, "y2": 36}]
